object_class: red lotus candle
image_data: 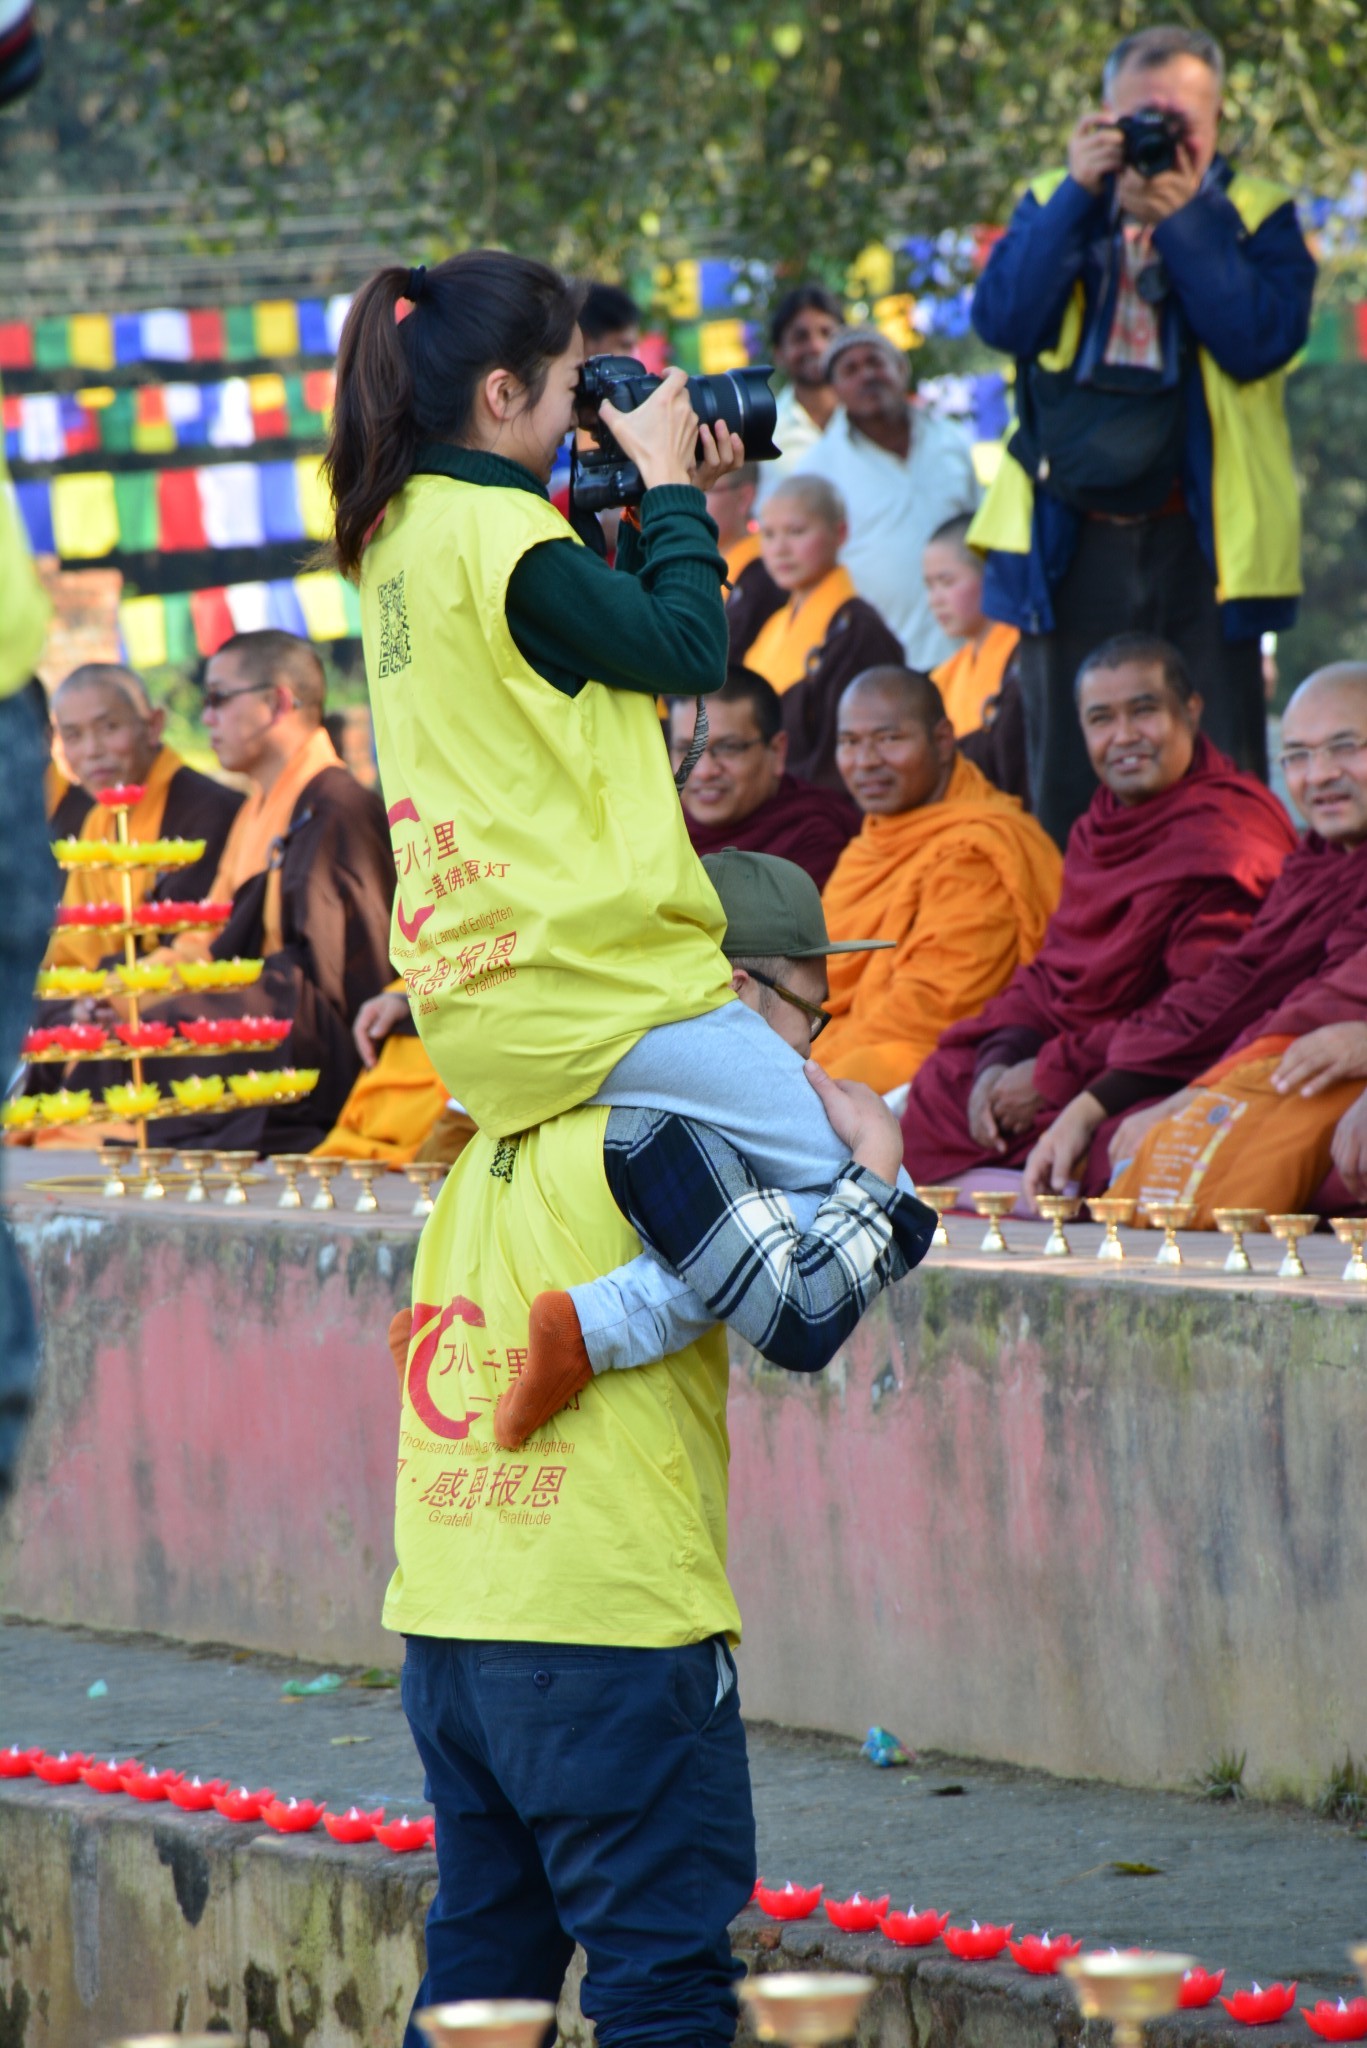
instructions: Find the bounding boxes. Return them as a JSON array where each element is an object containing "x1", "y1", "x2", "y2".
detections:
[
  {"x1": 95, "y1": 784, "x2": 145, "y2": 809},
  {"x1": 943, "y1": 1921, "x2": 1014, "y2": 1961},
  {"x1": 33, "y1": 1750, "x2": 91, "y2": 1784},
  {"x1": 880, "y1": 1906, "x2": 950, "y2": 1948},
  {"x1": 210, "y1": 1785, "x2": 275, "y2": 1822},
  {"x1": 1303, "y1": 2001, "x2": 1367, "y2": 2041},
  {"x1": 21, "y1": 1029, "x2": 57, "y2": 1056},
  {"x1": 53, "y1": 1024, "x2": 108, "y2": 1054},
  {"x1": 1181, "y1": 1968, "x2": 1227, "y2": 2009},
  {"x1": 262, "y1": 1796, "x2": 326, "y2": 1834},
  {"x1": 114, "y1": 1022, "x2": 176, "y2": 1051},
  {"x1": 825, "y1": 1892, "x2": 891, "y2": 1934},
  {"x1": 79, "y1": 1758, "x2": 140, "y2": 1794},
  {"x1": 167, "y1": 1775, "x2": 228, "y2": 1812},
  {"x1": 0, "y1": 1745, "x2": 40, "y2": 1777},
  {"x1": 324, "y1": 1805, "x2": 386, "y2": 1844},
  {"x1": 121, "y1": 1766, "x2": 185, "y2": 1802},
  {"x1": 375, "y1": 1814, "x2": 435, "y2": 1853},
  {"x1": 1221, "y1": 1984, "x2": 1299, "y2": 2025},
  {"x1": 56, "y1": 903, "x2": 123, "y2": 927},
  {"x1": 754, "y1": 1881, "x2": 823, "y2": 1921},
  {"x1": 1009, "y1": 1934, "x2": 1083, "y2": 1976}
]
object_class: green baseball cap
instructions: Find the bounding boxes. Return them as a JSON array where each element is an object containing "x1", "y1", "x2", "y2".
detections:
[{"x1": 702, "y1": 848, "x2": 893, "y2": 960}]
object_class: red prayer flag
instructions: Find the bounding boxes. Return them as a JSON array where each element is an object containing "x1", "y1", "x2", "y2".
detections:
[
  {"x1": 187, "y1": 308, "x2": 225, "y2": 361},
  {"x1": 2, "y1": 395, "x2": 19, "y2": 430},
  {"x1": 302, "y1": 369, "x2": 335, "y2": 414},
  {"x1": 136, "y1": 387, "x2": 170, "y2": 426},
  {"x1": 190, "y1": 586, "x2": 235, "y2": 655},
  {"x1": 157, "y1": 467, "x2": 208, "y2": 550},
  {"x1": 254, "y1": 405, "x2": 290, "y2": 439},
  {"x1": 0, "y1": 322, "x2": 34, "y2": 370},
  {"x1": 65, "y1": 407, "x2": 100, "y2": 456}
]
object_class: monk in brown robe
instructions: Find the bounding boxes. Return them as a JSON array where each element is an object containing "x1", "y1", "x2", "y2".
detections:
[
  {"x1": 72, "y1": 632, "x2": 396, "y2": 1155},
  {"x1": 1030, "y1": 664, "x2": 1367, "y2": 1224},
  {"x1": 745, "y1": 476, "x2": 903, "y2": 790},
  {"x1": 814, "y1": 666, "x2": 1062, "y2": 1093},
  {"x1": 705, "y1": 462, "x2": 783, "y2": 661},
  {"x1": 669, "y1": 668, "x2": 859, "y2": 892},
  {"x1": 44, "y1": 663, "x2": 242, "y2": 972},
  {"x1": 903, "y1": 637, "x2": 1296, "y2": 1194}
]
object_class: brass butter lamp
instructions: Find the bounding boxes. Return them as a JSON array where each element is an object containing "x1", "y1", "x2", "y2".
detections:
[
  {"x1": 413, "y1": 2001, "x2": 557, "y2": 2048},
  {"x1": 740, "y1": 1972, "x2": 875, "y2": 2046},
  {"x1": 1061, "y1": 1950, "x2": 1194, "y2": 2048}
]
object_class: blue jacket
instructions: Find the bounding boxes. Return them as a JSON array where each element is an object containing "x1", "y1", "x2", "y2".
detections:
[{"x1": 971, "y1": 158, "x2": 1317, "y2": 641}]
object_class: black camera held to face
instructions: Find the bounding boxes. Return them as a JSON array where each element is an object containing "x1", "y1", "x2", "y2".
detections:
[
  {"x1": 0, "y1": 1, "x2": 43, "y2": 107},
  {"x1": 571, "y1": 355, "x2": 780, "y2": 513},
  {"x1": 1115, "y1": 103, "x2": 1189, "y2": 180}
]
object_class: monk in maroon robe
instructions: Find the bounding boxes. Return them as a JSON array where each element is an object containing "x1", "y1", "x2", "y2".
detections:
[
  {"x1": 903, "y1": 636, "x2": 1295, "y2": 1191},
  {"x1": 669, "y1": 668, "x2": 859, "y2": 893}
]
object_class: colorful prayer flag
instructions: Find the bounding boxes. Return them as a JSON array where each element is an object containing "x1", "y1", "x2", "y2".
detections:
[
  {"x1": 253, "y1": 301, "x2": 300, "y2": 358},
  {"x1": 51, "y1": 472, "x2": 120, "y2": 560}
]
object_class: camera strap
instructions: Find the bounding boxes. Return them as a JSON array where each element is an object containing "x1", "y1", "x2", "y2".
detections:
[{"x1": 673, "y1": 697, "x2": 709, "y2": 792}]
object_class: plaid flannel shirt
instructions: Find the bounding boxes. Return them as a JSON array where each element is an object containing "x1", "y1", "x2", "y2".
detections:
[{"x1": 603, "y1": 1105, "x2": 935, "y2": 1374}]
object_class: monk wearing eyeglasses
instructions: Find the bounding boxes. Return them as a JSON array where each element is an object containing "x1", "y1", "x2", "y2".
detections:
[
  {"x1": 813, "y1": 665, "x2": 1062, "y2": 1093},
  {"x1": 1035, "y1": 664, "x2": 1367, "y2": 1225}
]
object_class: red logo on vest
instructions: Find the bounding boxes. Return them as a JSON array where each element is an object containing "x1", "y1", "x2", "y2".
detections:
[{"x1": 406, "y1": 1297, "x2": 489, "y2": 1440}]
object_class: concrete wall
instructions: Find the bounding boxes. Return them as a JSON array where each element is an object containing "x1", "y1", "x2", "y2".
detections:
[{"x1": 5, "y1": 1202, "x2": 1367, "y2": 1791}]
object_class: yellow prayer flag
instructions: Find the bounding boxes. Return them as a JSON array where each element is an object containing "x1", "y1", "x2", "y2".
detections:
[
  {"x1": 67, "y1": 314, "x2": 115, "y2": 371},
  {"x1": 293, "y1": 456, "x2": 333, "y2": 541},
  {"x1": 247, "y1": 372, "x2": 288, "y2": 411},
  {"x1": 847, "y1": 242, "x2": 897, "y2": 303},
  {"x1": 130, "y1": 417, "x2": 176, "y2": 455},
  {"x1": 119, "y1": 594, "x2": 169, "y2": 670},
  {"x1": 698, "y1": 320, "x2": 749, "y2": 375},
  {"x1": 76, "y1": 386, "x2": 116, "y2": 410},
  {"x1": 50, "y1": 472, "x2": 120, "y2": 560},
  {"x1": 654, "y1": 260, "x2": 701, "y2": 321},
  {"x1": 293, "y1": 571, "x2": 349, "y2": 641},
  {"x1": 872, "y1": 293, "x2": 919, "y2": 355},
  {"x1": 254, "y1": 300, "x2": 301, "y2": 358}
]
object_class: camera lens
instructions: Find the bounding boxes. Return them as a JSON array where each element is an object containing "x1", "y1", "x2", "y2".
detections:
[{"x1": 686, "y1": 368, "x2": 781, "y2": 463}]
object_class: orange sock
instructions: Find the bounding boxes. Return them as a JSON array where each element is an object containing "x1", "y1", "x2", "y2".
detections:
[
  {"x1": 492, "y1": 1290, "x2": 594, "y2": 1451},
  {"x1": 387, "y1": 1307, "x2": 413, "y2": 1396}
]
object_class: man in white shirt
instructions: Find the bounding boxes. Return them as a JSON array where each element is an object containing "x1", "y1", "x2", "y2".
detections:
[
  {"x1": 794, "y1": 326, "x2": 979, "y2": 670},
  {"x1": 756, "y1": 284, "x2": 845, "y2": 508}
]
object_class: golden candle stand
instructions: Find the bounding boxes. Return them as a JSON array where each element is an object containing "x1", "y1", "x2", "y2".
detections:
[
  {"x1": 1212, "y1": 1207, "x2": 1266, "y2": 1274},
  {"x1": 1085, "y1": 1196, "x2": 1137, "y2": 1260},
  {"x1": 1266, "y1": 1212, "x2": 1319, "y2": 1278},
  {"x1": 1034, "y1": 1192, "x2": 1080, "y2": 1257},
  {"x1": 405, "y1": 1160, "x2": 448, "y2": 1215},
  {"x1": 1353, "y1": 1942, "x2": 1367, "y2": 1989},
  {"x1": 915, "y1": 1184, "x2": 960, "y2": 1249},
  {"x1": 970, "y1": 1189, "x2": 1016, "y2": 1253},
  {"x1": 1060, "y1": 1951, "x2": 1194, "y2": 2048},
  {"x1": 1141, "y1": 1200, "x2": 1195, "y2": 1266},
  {"x1": 273, "y1": 1155, "x2": 309, "y2": 1208},
  {"x1": 350, "y1": 1159, "x2": 382, "y2": 1213},
  {"x1": 102, "y1": 2039, "x2": 244, "y2": 2048},
  {"x1": 413, "y1": 2002, "x2": 558, "y2": 2048},
  {"x1": 179, "y1": 1151, "x2": 210, "y2": 1203},
  {"x1": 1331, "y1": 1216, "x2": 1367, "y2": 1282},
  {"x1": 739, "y1": 1972, "x2": 875, "y2": 2046},
  {"x1": 210, "y1": 1151, "x2": 258, "y2": 1206},
  {"x1": 305, "y1": 1157, "x2": 344, "y2": 1211}
]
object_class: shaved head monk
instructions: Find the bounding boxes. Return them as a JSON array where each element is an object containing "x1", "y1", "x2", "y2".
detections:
[
  {"x1": 813, "y1": 665, "x2": 1062, "y2": 1092},
  {"x1": 902, "y1": 635, "x2": 1295, "y2": 1193},
  {"x1": 45, "y1": 663, "x2": 244, "y2": 973},
  {"x1": 1031, "y1": 662, "x2": 1367, "y2": 1224},
  {"x1": 669, "y1": 668, "x2": 859, "y2": 891}
]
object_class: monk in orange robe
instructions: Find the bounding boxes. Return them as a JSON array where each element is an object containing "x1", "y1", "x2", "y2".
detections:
[
  {"x1": 924, "y1": 514, "x2": 1019, "y2": 738},
  {"x1": 815, "y1": 666, "x2": 1062, "y2": 1094},
  {"x1": 44, "y1": 664, "x2": 242, "y2": 972}
]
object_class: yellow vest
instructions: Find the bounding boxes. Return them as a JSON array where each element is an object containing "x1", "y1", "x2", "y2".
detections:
[
  {"x1": 359, "y1": 473, "x2": 734, "y2": 1139},
  {"x1": 0, "y1": 374, "x2": 51, "y2": 700},
  {"x1": 383, "y1": 1106, "x2": 740, "y2": 1648},
  {"x1": 968, "y1": 169, "x2": 1302, "y2": 603}
]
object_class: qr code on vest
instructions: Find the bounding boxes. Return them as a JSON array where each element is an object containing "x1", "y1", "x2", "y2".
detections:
[{"x1": 377, "y1": 572, "x2": 412, "y2": 677}]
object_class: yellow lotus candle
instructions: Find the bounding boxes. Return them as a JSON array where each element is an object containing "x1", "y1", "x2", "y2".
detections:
[
  {"x1": 176, "y1": 958, "x2": 264, "y2": 991},
  {"x1": 37, "y1": 1089, "x2": 93, "y2": 1125},
  {"x1": 52, "y1": 838, "x2": 119, "y2": 866},
  {"x1": 35, "y1": 967, "x2": 108, "y2": 998},
  {"x1": 227, "y1": 1070, "x2": 280, "y2": 1105},
  {"x1": 102, "y1": 1081, "x2": 164, "y2": 1119},
  {"x1": 170, "y1": 1074, "x2": 225, "y2": 1111},
  {"x1": 1, "y1": 1097, "x2": 40, "y2": 1129},
  {"x1": 272, "y1": 1068, "x2": 320, "y2": 1101},
  {"x1": 139, "y1": 838, "x2": 206, "y2": 867},
  {"x1": 115, "y1": 962, "x2": 175, "y2": 994}
]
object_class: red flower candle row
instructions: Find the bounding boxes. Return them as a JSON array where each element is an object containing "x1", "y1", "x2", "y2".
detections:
[
  {"x1": 179, "y1": 1016, "x2": 290, "y2": 1048},
  {"x1": 54, "y1": 899, "x2": 233, "y2": 930},
  {"x1": 23, "y1": 1025, "x2": 108, "y2": 1056},
  {"x1": 94, "y1": 784, "x2": 145, "y2": 808},
  {"x1": 114, "y1": 1022, "x2": 177, "y2": 1050}
]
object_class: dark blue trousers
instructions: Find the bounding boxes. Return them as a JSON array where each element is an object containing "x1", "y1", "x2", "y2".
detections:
[{"x1": 400, "y1": 1634, "x2": 756, "y2": 2048}]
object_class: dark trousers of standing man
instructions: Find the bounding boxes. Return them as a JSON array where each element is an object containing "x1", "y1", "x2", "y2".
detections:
[
  {"x1": 400, "y1": 1632, "x2": 756, "y2": 2048},
  {"x1": 1017, "y1": 510, "x2": 1266, "y2": 848},
  {"x1": 0, "y1": 687, "x2": 59, "y2": 1501}
]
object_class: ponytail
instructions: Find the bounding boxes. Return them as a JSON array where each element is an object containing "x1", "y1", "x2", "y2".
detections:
[{"x1": 325, "y1": 250, "x2": 585, "y2": 578}]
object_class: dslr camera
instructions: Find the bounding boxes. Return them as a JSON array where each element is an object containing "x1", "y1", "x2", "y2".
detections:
[
  {"x1": 572, "y1": 355, "x2": 780, "y2": 512},
  {"x1": 1115, "y1": 104, "x2": 1188, "y2": 179}
]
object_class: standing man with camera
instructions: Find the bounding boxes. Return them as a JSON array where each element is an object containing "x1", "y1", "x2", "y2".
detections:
[{"x1": 970, "y1": 25, "x2": 1316, "y2": 847}]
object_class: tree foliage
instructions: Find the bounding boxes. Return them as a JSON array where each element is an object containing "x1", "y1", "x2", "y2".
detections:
[{"x1": 116, "y1": 0, "x2": 1367, "y2": 277}]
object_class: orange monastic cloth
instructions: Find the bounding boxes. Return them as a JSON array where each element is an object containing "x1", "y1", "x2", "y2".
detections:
[
  {"x1": 931, "y1": 620, "x2": 1020, "y2": 737},
  {"x1": 723, "y1": 532, "x2": 762, "y2": 584},
  {"x1": 315, "y1": 1034, "x2": 451, "y2": 1166},
  {"x1": 745, "y1": 565, "x2": 858, "y2": 695},
  {"x1": 167, "y1": 725, "x2": 339, "y2": 965},
  {"x1": 45, "y1": 744, "x2": 181, "y2": 971},
  {"x1": 815, "y1": 751, "x2": 1063, "y2": 1093}
]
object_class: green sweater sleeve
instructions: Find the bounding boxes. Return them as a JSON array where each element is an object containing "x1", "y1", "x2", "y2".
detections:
[{"x1": 505, "y1": 483, "x2": 729, "y2": 698}]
